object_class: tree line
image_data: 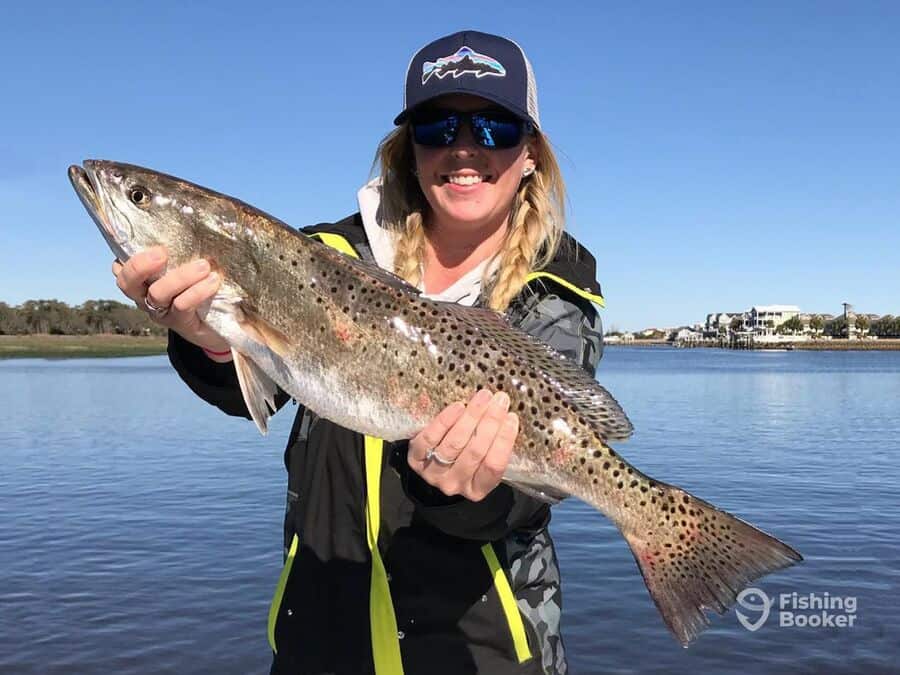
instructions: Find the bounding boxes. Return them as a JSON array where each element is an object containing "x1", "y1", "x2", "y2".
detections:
[
  {"x1": 776, "y1": 314, "x2": 900, "y2": 338},
  {"x1": 0, "y1": 300, "x2": 166, "y2": 336}
]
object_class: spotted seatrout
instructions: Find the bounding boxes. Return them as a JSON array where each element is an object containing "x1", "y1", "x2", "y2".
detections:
[{"x1": 69, "y1": 160, "x2": 802, "y2": 646}]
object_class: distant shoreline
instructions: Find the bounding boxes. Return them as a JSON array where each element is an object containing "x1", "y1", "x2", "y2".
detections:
[
  {"x1": 608, "y1": 339, "x2": 900, "y2": 351},
  {"x1": 4, "y1": 334, "x2": 899, "y2": 361},
  {"x1": 0, "y1": 334, "x2": 167, "y2": 359}
]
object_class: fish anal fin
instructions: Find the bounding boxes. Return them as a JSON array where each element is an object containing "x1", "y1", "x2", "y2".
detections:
[
  {"x1": 232, "y1": 349, "x2": 279, "y2": 435},
  {"x1": 237, "y1": 304, "x2": 292, "y2": 358},
  {"x1": 503, "y1": 468, "x2": 570, "y2": 504}
]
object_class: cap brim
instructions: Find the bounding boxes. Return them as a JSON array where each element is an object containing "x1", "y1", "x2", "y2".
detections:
[{"x1": 394, "y1": 89, "x2": 537, "y2": 128}]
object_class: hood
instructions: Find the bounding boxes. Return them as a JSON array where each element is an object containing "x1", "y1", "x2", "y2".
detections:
[{"x1": 356, "y1": 178, "x2": 496, "y2": 307}]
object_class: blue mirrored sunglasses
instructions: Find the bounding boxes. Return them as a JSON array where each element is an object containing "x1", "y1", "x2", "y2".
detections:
[{"x1": 411, "y1": 109, "x2": 534, "y2": 150}]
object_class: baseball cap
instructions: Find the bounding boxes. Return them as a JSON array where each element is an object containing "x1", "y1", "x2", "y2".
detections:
[{"x1": 394, "y1": 30, "x2": 541, "y2": 129}]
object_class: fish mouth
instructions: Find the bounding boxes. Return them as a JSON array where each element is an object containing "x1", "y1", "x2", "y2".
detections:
[{"x1": 68, "y1": 162, "x2": 129, "y2": 261}]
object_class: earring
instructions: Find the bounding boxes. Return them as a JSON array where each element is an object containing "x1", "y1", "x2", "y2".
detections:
[{"x1": 522, "y1": 167, "x2": 534, "y2": 177}]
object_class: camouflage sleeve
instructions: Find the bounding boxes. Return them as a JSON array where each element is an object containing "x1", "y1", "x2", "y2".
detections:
[
  {"x1": 167, "y1": 330, "x2": 292, "y2": 419},
  {"x1": 512, "y1": 293, "x2": 603, "y2": 376}
]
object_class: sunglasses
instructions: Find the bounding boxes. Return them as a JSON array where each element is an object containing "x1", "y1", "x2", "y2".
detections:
[{"x1": 411, "y1": 109, "x2": 534, "y2": 149}]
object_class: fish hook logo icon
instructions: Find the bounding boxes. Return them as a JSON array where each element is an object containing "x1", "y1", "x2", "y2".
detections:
[{"x1": 736, "y1": 587, "x2": 772, "y2": 632}]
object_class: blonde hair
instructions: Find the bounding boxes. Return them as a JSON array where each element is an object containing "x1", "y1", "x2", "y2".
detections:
[{"x1": 375, "y1": 123, "x2": 566, "y2": 312}]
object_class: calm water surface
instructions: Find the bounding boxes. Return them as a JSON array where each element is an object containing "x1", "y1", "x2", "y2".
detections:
[{"x1": 1, "y1": 348, "x2": 898, "y2": 674}]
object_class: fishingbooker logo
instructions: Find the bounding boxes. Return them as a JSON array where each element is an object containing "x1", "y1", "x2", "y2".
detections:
[
  {"x1": 736, "y1": 588, "x2": 858, "y2": 631},
  {"x1": 422, "y1": 46, "x2": 506, "y2": 84}
]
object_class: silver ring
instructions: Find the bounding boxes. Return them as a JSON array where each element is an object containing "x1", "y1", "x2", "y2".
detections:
[
  {"x1": 143, "y1": 294, "x2": 171, "y2": 318},
  {"x1": 425, "y1": 448, "x2": 457, "y2": 467}
]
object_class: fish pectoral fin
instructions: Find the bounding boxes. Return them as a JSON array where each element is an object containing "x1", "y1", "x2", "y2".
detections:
[
  {"x1": 503, "y1": 475, "x2": 570, "y2": 505},
  {"x1": 232, "y1": 349, "x2": 279, "y2": 435},
  {"x1": 237, "y1": 304, "x2": 292, "y2": 358}
]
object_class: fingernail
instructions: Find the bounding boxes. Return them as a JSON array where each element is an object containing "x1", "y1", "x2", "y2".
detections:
[
  {"x1": 475, "y1": 389, "x2": 493, "y2": 405},
  {"x1": 505, "y1": 413, "x2": 519, "y2": 428},
  {"x1": 207, "y1": 272, "x2": 219, "y2": 284},
  {"x1": 493, "y1": 392, "x2": 510, "y2": 409},
  {"x1": 194, "y1": 259, "x2": 210, "y2": 273}
]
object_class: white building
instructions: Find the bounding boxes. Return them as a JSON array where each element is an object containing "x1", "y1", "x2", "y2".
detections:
[
  {"x1": 705, "y1": 312, "x2": 749, "y2": 337},
  {"x1": 750, "y1": 305, "x2": 801, "y2": 336},
  {"x1": 674, "y1": 327, "x2": 702, "y2": 342}
]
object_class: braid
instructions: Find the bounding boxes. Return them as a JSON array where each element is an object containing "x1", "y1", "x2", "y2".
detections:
[
  {"x1": 486, "y1": 140, "x2": 565, "y2": 312},
  {"x1": 393, "y1": 211, "x2": 426, "y2": 287}
]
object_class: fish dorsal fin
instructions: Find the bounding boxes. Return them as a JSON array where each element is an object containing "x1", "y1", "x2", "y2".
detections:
[
  {"x1": 231, "y1": 349, "x2": 279, "y2": 435},
  {"x1": 437, "y1": 302, "x2": 634, "y2": 442}
]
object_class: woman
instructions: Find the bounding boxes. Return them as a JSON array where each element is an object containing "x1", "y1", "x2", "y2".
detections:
[{"x1": 113, "y1": 30, "x2": 605, "y2": 675}]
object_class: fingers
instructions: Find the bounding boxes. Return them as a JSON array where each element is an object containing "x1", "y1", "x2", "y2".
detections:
[
  {"x1": 114, "y1": 247, "x2": 168, "y2": 301},
  {"x1": 409, "y1": 401, "x2": 466, "y2": 463},
  {"x1": 435, "y1": 388, "x2": 497, "y2": 467},
  {"x1": 469, "y1": 412, "x2": 519, "y2": 500},
  {"x1": 149, "y1": 259, "x2": 216, "y2": 312},
  {"x1": 447, "y1": 391, "x2": 509, "y2": 478},
  {"x1": 408, "y1": 388, "x2": 519, "y2": 502}
]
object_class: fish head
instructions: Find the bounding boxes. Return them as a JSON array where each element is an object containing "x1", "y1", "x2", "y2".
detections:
[{"x1": 68, "y1": 160, "x2": 238, "y2": 264}]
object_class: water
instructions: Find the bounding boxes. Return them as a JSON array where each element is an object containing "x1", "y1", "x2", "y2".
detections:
[{"x1": 1, "y1": 348, "x2": 898, "y2": 674}]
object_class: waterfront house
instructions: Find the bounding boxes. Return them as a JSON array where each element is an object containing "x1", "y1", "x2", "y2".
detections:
[{"x1": 750, "y1": 305, "x2": 801, "y2": 336}]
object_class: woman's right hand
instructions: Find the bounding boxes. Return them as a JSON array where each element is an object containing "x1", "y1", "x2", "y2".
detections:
[{"x1": 112, "y1": 246, "x2": 231, "y2": 358}]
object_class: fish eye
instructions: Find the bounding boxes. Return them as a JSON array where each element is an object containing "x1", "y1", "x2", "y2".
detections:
[{"x1": 129, "y1": 186, "x2": 151, "y2": 206}]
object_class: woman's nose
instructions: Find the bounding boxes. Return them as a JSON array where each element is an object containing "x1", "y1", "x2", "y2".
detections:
[{"x1": 451, "y1": 121, "x2": 480, "y2": 156}]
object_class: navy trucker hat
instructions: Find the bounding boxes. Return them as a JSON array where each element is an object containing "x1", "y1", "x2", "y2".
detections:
[{"x1": 394, "y1": 30, "x2": 541, "y2": 129}]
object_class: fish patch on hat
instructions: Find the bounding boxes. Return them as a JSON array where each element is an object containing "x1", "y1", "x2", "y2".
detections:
[{"x1": 422, "y1": 46, "x2": 506, "y2": 84}]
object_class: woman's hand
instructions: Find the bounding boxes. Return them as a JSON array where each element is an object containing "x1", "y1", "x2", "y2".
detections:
[
  {"x1": 408, "y1": 389, "x2": 520, "y2": 502},
  {"x1": 112, "y1": 246, "x2": 231, "y2": 358}
]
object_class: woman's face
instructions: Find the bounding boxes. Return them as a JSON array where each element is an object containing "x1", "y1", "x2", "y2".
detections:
[{"x1": 412, "y1": 94, "x2": 535, "y2": 236}]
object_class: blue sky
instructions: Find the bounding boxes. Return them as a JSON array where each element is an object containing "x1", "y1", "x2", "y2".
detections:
[{"x1": 1, "y1": 1, "x2": 897, "y2": 331}]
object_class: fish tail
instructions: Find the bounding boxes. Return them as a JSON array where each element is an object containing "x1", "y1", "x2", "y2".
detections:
[{"x1": 621, "y1": 484, "x2": 802, "y2": 646}]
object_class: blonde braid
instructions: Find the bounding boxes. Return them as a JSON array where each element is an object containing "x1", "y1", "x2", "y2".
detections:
[
  {"x1": 393, "y1": 211, "x2": 426, "y2": 287},
  {"x1": 486, "y1": 134, "x2": 566, "y2": 312},
  {"x1": 373, "y1": 125, "x2": 429, "y2": 286}
]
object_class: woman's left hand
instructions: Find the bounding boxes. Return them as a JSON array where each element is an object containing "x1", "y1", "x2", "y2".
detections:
[{"x1": 408, "y1": 389, "x2": 520, "y2": 502}]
